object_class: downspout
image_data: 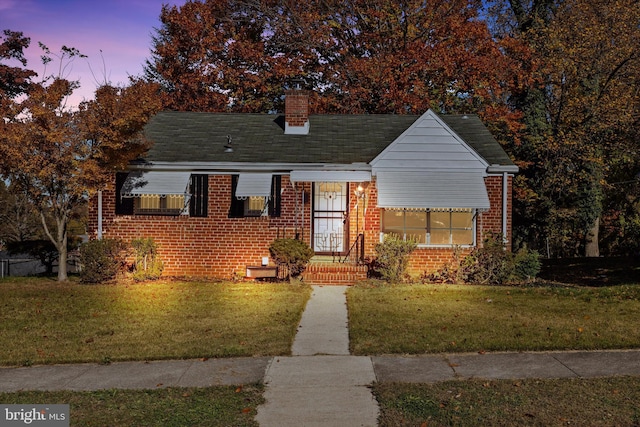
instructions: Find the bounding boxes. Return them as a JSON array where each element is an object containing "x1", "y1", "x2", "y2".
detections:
[
  {"x1": 291, "y1": 180, "x2": 298, "y2": 237},
  {"x1": 502, "y1": 172, "x2": 508, "y2": 245},
  {"x1": 97, "y1": 190, "x2": 103, "y2": 239}
]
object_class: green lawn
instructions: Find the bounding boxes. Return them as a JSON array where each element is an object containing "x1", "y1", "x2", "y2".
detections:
[
  {"x1": 374, "y1": 377, "x2": 640, "y2": 426},
  {"x1": 0, "y1": 385, "x2": 263, "y2": 427},
  {"x1": 348, "y1": 283, "x2": 640, "y2": 354},
  {"x1": 0, "y1": 278, "x2": 310, "y2": 366},
  {"x1": 3, "y1": 274, "x2": 640, "y2": 363},
  {"x1": 2, "y1": 267, "x2": 640, "y2": 426},
  {"x1": 4, "y1": 378, "x2": 640, "y2": 426}
]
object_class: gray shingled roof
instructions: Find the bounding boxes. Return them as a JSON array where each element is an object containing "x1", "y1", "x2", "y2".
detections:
[
  {"x1": 142, "y1": 111, "x2": 514, "y2": 166},
  {"x1": 440, "y1": 115, "x2": 515, "y2": 166}
]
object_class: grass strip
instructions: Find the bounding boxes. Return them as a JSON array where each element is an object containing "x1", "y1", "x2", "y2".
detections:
[
  {"x1": 0, "y1": 278, "x2": 310, "y2": 366},
  {"x1": 0, "y1": 385, "x2": 263, "y2": 427},
  {"x1": 374, "y1": 376, "x2": 640, "y2": 426},
  {"x1": 348, "y1": 284, "x2": 640, "y2": 354}
]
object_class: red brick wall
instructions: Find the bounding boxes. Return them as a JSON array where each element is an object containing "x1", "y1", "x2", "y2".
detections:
[
  {"x1": 89, "y1": 175, "x2": 311, "y2": 278},
  {"x1": 359, "y1": 174, "x2": 513, "y2": 277},
  {"x1": 481, "y1": 174, "x2": 513, "y2": 246},
  {"x1": 88, "y1": 173, "x2": 513, "y2": 279}
]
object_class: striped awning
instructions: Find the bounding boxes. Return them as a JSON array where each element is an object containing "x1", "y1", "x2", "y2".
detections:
[
  {"x1": 235, "y1": 173, "x2": 273, "y2": 197},
  {"x1": 120, "y1": 171, "x2": 191, "y2": 197},
  {"x1": 375, "y1": 171, "x2": 490, "y2": 210}
]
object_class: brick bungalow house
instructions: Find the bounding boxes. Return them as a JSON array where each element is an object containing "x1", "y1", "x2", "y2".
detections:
[{"x1": 88, "y1": 89, "x2": 517, "y2": 284}]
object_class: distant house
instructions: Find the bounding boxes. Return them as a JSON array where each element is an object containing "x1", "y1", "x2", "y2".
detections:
[{"x1": 88, "y1": 89, "x2": 517, "y2": 284}]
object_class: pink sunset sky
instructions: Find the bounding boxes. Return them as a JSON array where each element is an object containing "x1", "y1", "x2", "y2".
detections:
[{"x1": 1, "y1": 0, "x2": 186, "y2": 107}]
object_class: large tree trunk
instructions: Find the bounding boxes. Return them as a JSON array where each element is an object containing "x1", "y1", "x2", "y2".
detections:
[
  {"x1": 57, "y1": 242, "x2": 68, "y2": 281},
  {"x1": 585, "y1": 216, "x2": 600, "y2": 257},
  {"x1": 41, "y1": 212, "x2": 69, "y2": 281},
  {"x1": 56, "y1": 216, "x2": 68, "y2": 281}
]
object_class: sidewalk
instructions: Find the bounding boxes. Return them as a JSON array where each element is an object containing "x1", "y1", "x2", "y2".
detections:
[
  {"x1": 1, "y1": 285, "x2": 640, "y2": 425},
  {"x1": 0, "y1": 357, "x2": 270, "y2": 392},
  {"x1": 3, "y1": 348, "x2": 639, "y2": 393},
  {"x1": 373, "y1": 349, "x2": 640, "y2": 383},
  {"x1": 256, "y1": 285, "x2": 379, "y2": 427}
]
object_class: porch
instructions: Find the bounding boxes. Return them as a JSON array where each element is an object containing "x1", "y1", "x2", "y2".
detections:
[{"x1": 302, "y1": 232, "x2": 367, "y2": 285}]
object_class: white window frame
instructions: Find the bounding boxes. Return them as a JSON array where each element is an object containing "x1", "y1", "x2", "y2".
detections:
[{"x1": 380, "y1": 208, "x2": 476, "y2": 247}]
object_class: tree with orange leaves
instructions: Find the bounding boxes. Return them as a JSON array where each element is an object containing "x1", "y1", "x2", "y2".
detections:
[
  {"x1": 145, "y1": 0, "x2": 526, "y2": 123},
  {"x1": 0, "y1": 36, "x2": 161, "y2": 281}
]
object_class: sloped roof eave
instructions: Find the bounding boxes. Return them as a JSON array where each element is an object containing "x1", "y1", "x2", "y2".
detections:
[{"x1": 126, "y1": 161, "x2": 373, "y2": 174}]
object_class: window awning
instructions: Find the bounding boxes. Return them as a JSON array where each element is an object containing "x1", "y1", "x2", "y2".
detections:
[
  {"x1": 120, "y1": 171, "x2": 191, "y2": 197},
  {"x1": 289, "y1": 170, "x2": 371, "y2": 183},
  {"x1": 235, "y1": 173, "x2": 273, "y2": 197},
  {"x1": 375, "y1": 171, "x2": 490, "y2": 210}
]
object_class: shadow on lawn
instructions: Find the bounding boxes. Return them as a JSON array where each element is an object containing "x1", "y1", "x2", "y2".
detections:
[{"x1": 539, "y1": 256, "x2": 640, "y2": 286}]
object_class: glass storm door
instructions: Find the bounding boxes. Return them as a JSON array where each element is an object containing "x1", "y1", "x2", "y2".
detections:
[{"x1": 313, "y1": 182, "x2": 348, "y2": 253}]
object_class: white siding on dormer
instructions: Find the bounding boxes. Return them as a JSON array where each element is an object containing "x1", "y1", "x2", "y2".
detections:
[
  {"x1": 371, "y1": 109, "x2": 490, "y2": 209},
  {"x1": 370, "y1": 110, "x2": 488, "y2": 173}
]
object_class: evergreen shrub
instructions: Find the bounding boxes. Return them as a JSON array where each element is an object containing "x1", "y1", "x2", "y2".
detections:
[
  {"x1": 79, "y1": 238, "x2": 128, "y2": 283},
  {"x1": 269, "y1": 238, "x2": 314, "y2": 280}
]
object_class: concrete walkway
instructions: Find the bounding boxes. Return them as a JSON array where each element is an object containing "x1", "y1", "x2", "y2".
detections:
[
  {"x1": 256, "y1": 285, "x2": 379, "y2": 426},
  {"x1": 291, "y1": 285, "x2": 350, "y2": 356},
  {"x1": 1, "y1": 285, "x2": 640, "y2": 426}
]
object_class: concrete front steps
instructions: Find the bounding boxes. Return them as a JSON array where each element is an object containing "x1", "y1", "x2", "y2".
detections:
[{"x1": 301, "y1": 259, "x2": 368, "y2": 285}]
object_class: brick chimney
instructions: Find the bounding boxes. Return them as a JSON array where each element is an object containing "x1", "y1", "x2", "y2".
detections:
[{"x1": 284, "y1": 82, "x2": 309, "y2": 135}]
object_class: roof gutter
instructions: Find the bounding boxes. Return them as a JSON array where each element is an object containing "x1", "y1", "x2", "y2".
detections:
[
  {"x1": 487, "y1": 164, "x2": 519, "y2": 174},
  {"x1": 127, "y1": 162, "x2": 372, "y2": 173}
]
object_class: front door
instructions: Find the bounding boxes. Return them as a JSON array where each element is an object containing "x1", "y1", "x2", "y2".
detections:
[{"x1": 313, "y1": 182, "x2": 348, "y2": 254}]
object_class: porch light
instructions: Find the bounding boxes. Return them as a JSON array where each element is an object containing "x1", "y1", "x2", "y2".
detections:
[{"x1": 355, "y1": 184, "x2": 365, "y2": 199}]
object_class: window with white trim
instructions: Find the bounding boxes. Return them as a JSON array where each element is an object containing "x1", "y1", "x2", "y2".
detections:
[{"x1": 382, "y1": 208, "x2": 475, "y2": 246}]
